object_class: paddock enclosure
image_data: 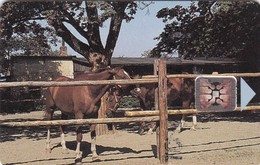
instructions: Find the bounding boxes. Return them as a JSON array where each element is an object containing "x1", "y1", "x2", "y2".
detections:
[
  {"x1": 1, "y1": 59, "x2": 260, "y2": 164},
  {"x1": 1, "y1": 56, "x2": 259, "y2": 113}
]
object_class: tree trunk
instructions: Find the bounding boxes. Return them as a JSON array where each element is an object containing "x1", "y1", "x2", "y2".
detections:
[{"x1": 87, "y1": 52, "x2": 111, "y2": 71}]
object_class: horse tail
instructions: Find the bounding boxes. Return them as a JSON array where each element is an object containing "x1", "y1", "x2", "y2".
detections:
[{"x1": 43, "y1": 87, "x2": 56, "y2": 120}]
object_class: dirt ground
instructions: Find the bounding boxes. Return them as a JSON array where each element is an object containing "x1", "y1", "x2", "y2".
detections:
[{"x1": 0, "y1": 110, "x2": 260, "y2": 165}]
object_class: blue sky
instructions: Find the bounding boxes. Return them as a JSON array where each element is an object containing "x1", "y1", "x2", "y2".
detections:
[
  {"x1": 65, "y1": 1, "x2": 190, "y2": 57},
  {"x1": 112, "y1": 1, "x2": 189, "y2": 57}
]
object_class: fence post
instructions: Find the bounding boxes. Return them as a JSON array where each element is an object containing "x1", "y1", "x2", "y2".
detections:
[
  {"x1": 158, "y1": 60, "x2": 168, "y2": 163},
  {"x1": 154, "y1": 59, "x2": 160, "y2": 159},
  {"x1": 96, "y1": 92, "x2": 109, "y2": 136},
  {"x1": 154, "y1": 60, "x2": 159, "y2": 110}
]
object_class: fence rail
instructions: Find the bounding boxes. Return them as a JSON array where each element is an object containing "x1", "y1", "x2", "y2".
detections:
[
  {"x1": 0, "y1": 116, "x2": 160, "y2": 127},
  {"x1": 143, "y1": 72, "x2": 260, "y2": 79},
  {"x1": 1, "y1": 72, "x2": 260, "y2": 88},
  {"x1": 1, "y1": 73, "x2": 260, "y2": 88},
  {"x1": 0, "y1": 79, "x2": 157, "y2": 88},
  {"x1": 124, "y1": 106, "x2": 260, "y2": 117}
]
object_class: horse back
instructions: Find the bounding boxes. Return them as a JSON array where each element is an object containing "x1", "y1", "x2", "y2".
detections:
[{"x1": 133, "y1": 77, "x2": 194, "y2": 109}]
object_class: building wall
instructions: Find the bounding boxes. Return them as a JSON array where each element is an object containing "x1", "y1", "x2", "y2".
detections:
[
  {"x1": 0, "y1": 56, "x2": 77, "y2": 113},
  {"x1": 11, "y1": 56, "x2": 75, "y2": 81}
]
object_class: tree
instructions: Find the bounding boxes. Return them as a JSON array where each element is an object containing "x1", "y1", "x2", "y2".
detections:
[
  {"x1": 0, "y1": 34, "x2": 60, "y2": 75},
  {"x1": 0, "y1": 1, "x2": 145, "y2": 70},
  {"x1": 4, "y1": 34, "x2": 59, "y2": 56},
  {"x1": 150, "y1": 1, "x2": 260, "y2": 61}
]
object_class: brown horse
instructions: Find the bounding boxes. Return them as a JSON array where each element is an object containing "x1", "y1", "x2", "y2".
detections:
[
  {"x1": 105, "y1": 79, "x2": 137, "y2": 131},
  {"x1": 131, "y1": 75, "x2": 197, "y2": 134},
  {"x1": 44, "y1": 67, "x2": 131, "y2": 163},
  {"x1": 105, "y1": 86, "x2": 122, "y2": 117},
  {"x1": 106, "y1": 83, "x2": 135, "y2": 114}
]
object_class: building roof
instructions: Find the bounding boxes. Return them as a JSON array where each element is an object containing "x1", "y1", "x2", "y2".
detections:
[
  {"x1": 73, "y1": 56, "x2": 245, "y2": 67},
  {"x1": 11, "y1": 55, "x2": 76, "y2": 61},
  {"x1": 10, "y1": 55, "x2": 245, "y2": 67}
]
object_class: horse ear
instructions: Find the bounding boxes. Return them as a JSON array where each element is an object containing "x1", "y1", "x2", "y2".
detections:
[
  {"x1": 116, "y1": 65, "x2": 124, "y2": 69},
  {"x1": 115, "y1": 66, "x2": 123, "y2": 71},
  {"x1": 108, "y1": 66, "x2": 124, "y2": 74},
  {"x1": 108, "y1": 67, "x2": 119, "y2": 74}
]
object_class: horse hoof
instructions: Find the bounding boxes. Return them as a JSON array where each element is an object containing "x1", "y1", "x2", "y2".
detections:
[
  {"x1": 147, "y1": 129, "x2": 154, "y2": 135},
  {"x1": 190, "y1": 127, "x2": 196, "y2": 131},
  {"x1": 75, "y1": 158, "x2": 82, "y2": 165},
  {"x1": 138, "y1": 129, "x2": 146, "y2": 135},
  {"x1": 62, "y1": 148, "x2": 70, "y2": 154},
  {"x1": 92, "y1": 156, "x2": 101, "y2": 162},
  {"x1": 176, "y1": 127, "x2": 182, "y2": 133}
]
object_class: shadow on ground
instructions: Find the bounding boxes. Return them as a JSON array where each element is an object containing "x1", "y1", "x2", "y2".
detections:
[
  {"x1": 1, "y1": 110, "x2": 259, "y2": 143},
  {"x1": 5, "y1": 141, "x2": 155, "y2": 165}
]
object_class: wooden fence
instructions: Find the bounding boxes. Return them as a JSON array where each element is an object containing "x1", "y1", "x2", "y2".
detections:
[
  {"x1": 1, "y1": 59, "x2": 260, "y2": 164},
  {"x1": 0, "y1": 60, "x2": 168, "y2": 163}
]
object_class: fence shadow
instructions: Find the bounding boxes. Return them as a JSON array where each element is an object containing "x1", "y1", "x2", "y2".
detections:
[
  {"x1": 0, "y1": 118, "x2": 90, "y2": 143},
  {"x1": 169, "y1": 135, "x2": 260, "y2": 160},
  {"x1": 5, "y1": 141, "x2": 153, "y2": 165},
  {"x1": 1, "y1": 110, "x2": 259, "y2": 143},
  {"x1": 169, "y1": 142, "x2": 260, "y2": 157},
  {"x1": 197, "y1": 111, "x2": 260, "y2": 123}
]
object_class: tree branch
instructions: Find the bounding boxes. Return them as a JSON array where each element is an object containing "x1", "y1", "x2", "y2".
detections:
[
  {"x1": 60, "y1": 8, "x2": 90, "y2": 42},
  {"x1": 48, "y1": 19, "x2": 90, "y2": 57},
  {"x1": 12, "y1": 17, "x2": 47, "y2": 24},
  {"x1": 85, "y1": 1, "x2": 104, "y2": 53},
  {"x1": 105, "y1": 2, "x2": 128, "y2": 57}
]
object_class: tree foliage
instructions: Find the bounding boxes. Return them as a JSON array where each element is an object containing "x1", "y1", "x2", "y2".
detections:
[
  {"x1": 0, "y1": 1, "x2": 145, "y2": 69},
  {"x1": 150, "y1": 1, "x2": 260, "y2": 60},
  {"x1": 0, "y1": 34, "x2": 60, "y2": 74},
  {"x1": 4, "y1": 34, "x2": 58, "y2": 56}
]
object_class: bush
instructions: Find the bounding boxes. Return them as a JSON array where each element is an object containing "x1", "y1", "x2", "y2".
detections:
[{"x1": 119, "y1": 97, "x2": 140, "y2": 108}]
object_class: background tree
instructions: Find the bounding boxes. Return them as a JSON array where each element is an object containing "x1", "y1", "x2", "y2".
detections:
[
  {"x1": 0, "y1": 1, "x2": 150, "y2": 70},
  {"x1": 0, "y1": 33, "x2": 60, "y2": 75},
  {"x1": 150, "y1": 1, "x2": 260, "y2": 61}
]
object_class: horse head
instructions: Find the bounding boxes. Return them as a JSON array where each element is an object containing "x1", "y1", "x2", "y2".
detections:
[
  {"x1": 108, "y1": 67, "x2": 134, "y2": 92},
  {"x1": 106, "y1": 67, "x2": 133, "y2": 116},
  {"x1": 108, "y1": 67, "x2": 131, "y2": 80},
  {"x1": 106, "y1": 86, "x2": 121, "y2": 116}
]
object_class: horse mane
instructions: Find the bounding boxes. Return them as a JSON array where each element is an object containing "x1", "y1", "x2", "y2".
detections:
[
  {"x1": 74, "y1": 66, "x2": 117, "y2": 80},
  {"x1": 54, "y1": 76, "x2": 73, "y2": 81},
  {"x1": 92, "y1": 67, "x2": 110, "y2": 73}
]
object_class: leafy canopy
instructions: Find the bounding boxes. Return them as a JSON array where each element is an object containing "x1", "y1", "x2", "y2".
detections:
[
  {"x1": 150, "y1": 1, "x2": 260, "y2": 60},
  {"x1": 0, "y1": 1, "x2": 151, "y2": 69}
]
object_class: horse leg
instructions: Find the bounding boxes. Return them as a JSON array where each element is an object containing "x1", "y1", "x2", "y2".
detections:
[
  {"x1": 75, "y1": 113, "x2": 83, "y2": 164},
  {"x1": 190, "y1": 101, "x2": 197, "y2": 130},
  {"x1": 190, "y1": 114, "x2": 197, "y2": 131},
  {"x1": 107, "y1": 111, "x2": 117, "y2": 133},
  {"x1": 176, "y1": 114, "x2": 186, "y2": 133},
  {"x1": 147, "y1": 122, "x2": 157, "y2": 134},
  {"x1": 60, "y1": 113, "x2": 69, "y2": 154},
  {"x1": 138, "y1": 101, "x2": 147, "y2": 135},
  {"x1": 138, "y1": 121, "x2": 147, "y2": 135},
  {"x1": 45, "y1": 108, "x2": 54, "y2": 154},
  {"x1": 46, "y1": 126, "x2": 51, "y2": 153},
  {"x1": 176, "y1": 100, "x2": 191, "y2": 133},
  {"x1": 90, "y1": 124, "x2": 99, "y2": 161},
  {"x1": 45, "y1": 89, "x2": 56, "y2": 154}
]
